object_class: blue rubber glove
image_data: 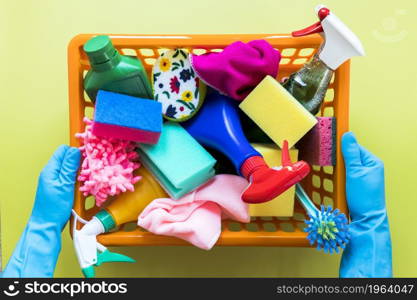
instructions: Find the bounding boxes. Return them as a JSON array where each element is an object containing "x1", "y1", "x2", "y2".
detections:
[
  {"x1": 339, "y1": 132, "x2": 392, "y2": 278},
  {"x1": 2, "y1": 145, "x2": 80, "y2": 278}
]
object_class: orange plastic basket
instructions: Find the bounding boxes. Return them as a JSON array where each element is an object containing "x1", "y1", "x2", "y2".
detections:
[{"x1": 68, "y1": 34, "x2": 349, "y2": 247}]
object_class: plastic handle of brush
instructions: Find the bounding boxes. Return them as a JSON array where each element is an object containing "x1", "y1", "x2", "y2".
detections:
[{"x1": 295, "y1": 183, "x2": 318, "y2": 217}]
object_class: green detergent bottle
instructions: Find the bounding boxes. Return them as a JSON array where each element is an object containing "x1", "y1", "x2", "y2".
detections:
[{"x1": 83, "y1": 35, "x2": 153, "y2": 102}]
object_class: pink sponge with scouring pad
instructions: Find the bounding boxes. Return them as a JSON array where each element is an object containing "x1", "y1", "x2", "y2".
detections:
[
  {"x1": 298, "y1": 117, "x2": 336, "y2": 166},
  {"x1": 92, "y1": 90, "x2": 162, "y2": 144}
]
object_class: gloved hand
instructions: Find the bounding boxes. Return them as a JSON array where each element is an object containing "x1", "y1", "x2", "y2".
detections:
[
  {"x1": 339, "y1": 132, "x2": 392, "y2": 278},
  {"x1": 2, "y1": 145, "x2": 80, "y2": 278}
]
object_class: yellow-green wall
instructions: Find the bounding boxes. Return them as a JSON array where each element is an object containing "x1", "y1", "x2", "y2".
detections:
[{"x1": 1, "y1": 0, "x2": 416, "y2": 277}]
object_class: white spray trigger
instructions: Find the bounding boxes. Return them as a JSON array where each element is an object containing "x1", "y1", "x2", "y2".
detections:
[
  {"x1": 72, "y1": 210, "x2": 99, "y2": 269},
  {"x1": 316, "y1": 4, "x2": 365, "y2": 70}
]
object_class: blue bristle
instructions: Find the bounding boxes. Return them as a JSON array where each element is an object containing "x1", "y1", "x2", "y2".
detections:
[{"x1": 303, "y1": 205, "x2": 350, "y2": 254}]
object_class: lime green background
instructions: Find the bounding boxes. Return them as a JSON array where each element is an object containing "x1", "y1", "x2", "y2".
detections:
[{"x1": 1, "y1": 0, "x2": 416, "y2": 277}]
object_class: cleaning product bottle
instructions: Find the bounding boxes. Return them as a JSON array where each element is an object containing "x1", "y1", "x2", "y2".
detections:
[
  {"x1": 80, "y1": 166, "x2": 168, "y2": 236},
  {"x1": 182, "y1": 90, "x2": 310, "y2": 204},
  {"x1": 83, "y1": 35, "x2": 153, "y2": 102},
  {"x1": 282, "y1": 5, "x2": 365, "y2": 115}
]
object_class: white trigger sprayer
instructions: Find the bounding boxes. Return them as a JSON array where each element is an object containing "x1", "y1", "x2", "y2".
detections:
[{"x1": 282, "y1": 5, "x2": 365, "y2": 114}]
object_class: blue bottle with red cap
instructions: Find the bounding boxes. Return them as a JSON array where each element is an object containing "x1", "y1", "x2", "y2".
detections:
[{"x1": 182, "y1": 90, "x2": 310, "y2": 203}]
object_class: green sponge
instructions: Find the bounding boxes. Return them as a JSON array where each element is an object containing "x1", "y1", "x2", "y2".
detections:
[
  {"x1": 239, "y1": 75, "x2": 317, "y2": 148},
  {"x1": 137, "y1": 122, "x2": 217, "y2": 199}
]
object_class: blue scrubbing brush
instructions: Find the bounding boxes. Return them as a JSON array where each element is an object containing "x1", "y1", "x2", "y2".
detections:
[{"x1": 295, "y1": 183, "x2": 350, "y2": 253}]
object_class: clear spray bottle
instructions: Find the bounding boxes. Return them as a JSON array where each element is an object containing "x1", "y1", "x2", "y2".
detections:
[{"x1": 282, "y1": 5, "x2": 365, "y2": 115}]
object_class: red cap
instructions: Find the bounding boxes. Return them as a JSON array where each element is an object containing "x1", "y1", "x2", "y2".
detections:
[{"x1": 240, "y1": 156, "x2": 267, "y2": 179}]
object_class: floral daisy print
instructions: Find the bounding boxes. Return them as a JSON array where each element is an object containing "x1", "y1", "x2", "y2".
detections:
[
  {"x1": 159, "y1": 57, "x2": 171, "y2": 72},
  {"x1": 152, "y1": 49, "x2": 206, "y2": 122}
]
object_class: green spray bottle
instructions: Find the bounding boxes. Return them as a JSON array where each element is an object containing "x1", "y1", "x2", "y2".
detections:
[
  {"x1": 83, "y1": 35, "x2": 153, "y2": 102},
  {"x1": 241, "y1": 5, "x2": 365, "y2": 144},
  {"x1": 283, "y1": 5, "x2": 365, "y2": 115}
]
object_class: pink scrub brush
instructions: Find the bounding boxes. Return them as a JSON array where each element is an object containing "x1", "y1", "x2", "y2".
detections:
[{"x1": 76, "y1": 117, "x2": 142, "y2": 207}]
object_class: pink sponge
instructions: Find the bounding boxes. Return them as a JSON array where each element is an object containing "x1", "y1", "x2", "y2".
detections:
[
  {"x1": 76, "y1": 117, "x2": 142, "y2": 207},
  {"x1": 298, "y1": 117, "x2": 336, "y2": 166}
]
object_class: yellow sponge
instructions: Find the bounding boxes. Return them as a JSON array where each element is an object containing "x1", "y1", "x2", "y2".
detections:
[
  {"x1": 249, "y1": 143, "x2": 298, "y2": 217},
  {"x1": 239, "y1": 75, "x2": 317, "y2": 148}
]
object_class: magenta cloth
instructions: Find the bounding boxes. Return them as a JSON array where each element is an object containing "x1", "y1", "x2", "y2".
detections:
[
  {"x1": 190, "y1": 40, "x2": 281, "y2": 101},
  {"x1": 138, "y1": 175, "x2": 250, "y2": 250}
]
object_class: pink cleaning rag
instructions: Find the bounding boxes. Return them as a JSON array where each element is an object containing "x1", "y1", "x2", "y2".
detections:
[
  {"x1": 190, "y1": 40, "x2": 281, "y2": 101},
  {"x1": 138, "y1": 175, "x2": 249, "y2": 250}
]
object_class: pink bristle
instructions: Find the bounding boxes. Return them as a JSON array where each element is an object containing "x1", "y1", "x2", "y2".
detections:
[{"x1": 76, "y1": 117, "x2": 142, "y2": 207}]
